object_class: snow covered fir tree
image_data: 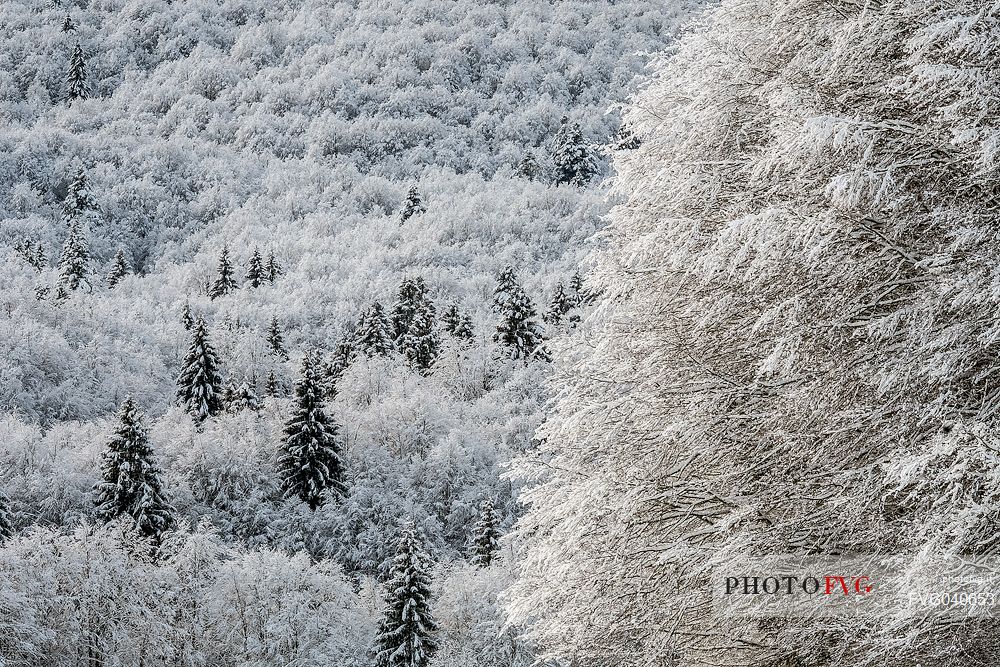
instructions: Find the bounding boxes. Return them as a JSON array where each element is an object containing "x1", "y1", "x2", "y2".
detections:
[
  {"x1": 277, "y1": 351, "x2": 346, "y2": 509},
  {"x1": 470, "y1": 500, "x2": 500, "y2": 567},
  {"x1": 176, "y1": 317, "x2": 224, "y2": 422},
  {"x1": 374, "y1": 522, "x2": 438, "y2": 667},
  {"x1": 94, "y1": 398, "x2": 173, "y2": 540}
]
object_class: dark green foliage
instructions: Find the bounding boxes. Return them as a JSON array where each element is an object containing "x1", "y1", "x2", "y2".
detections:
[
  {"x1": 209, "y1": 245, "x2": 237, "y2": 299},
  {"x1": 400, "y1": 186, "x2": 426, "y2": 223},
  {"x1": 266, "y1": 250, "x2": 282, "y2": 282},
  {"x1": 356, "y1": 302, "x2": 395, "y2": 357},
  {"x1": 392, "y1": 278, "x2": 439, "y2": 371},
  {"x1": 266, "y1": 316, "x2": 288, "y2": 360},
  {"x1": 107, "y1": 248, "x2": 129, "y2": 287},
  {"x1": 322, "y1": 339, "x2": 354, "y2": 398},
  {"x1": 245, "y1": 247, "x2": 264, "y2": 288},
  {"x1": 57, "y1": 220, "x2": 89, "y2": 292},
  {"x1": 553, "y1": 118, "x2": 596, "y2": 186},
  {"x1": 470, "y1": 499, "x2": 501, "y2": 567},
  {"x1": 441, "y1": 304, "x2": 474, "y2": 342},
  {"x1": 94, "y1": 398, "x2": 173, "y2": 540},
  {"x1": 277, "y1": 351, "x2": 346, "y2": 509},
  {"x1": 181, "y1": 300, "x2": 195, "y2": 330},
  {"x1": 493, "y1": 267, "x2": 549, "y2": 361},
  {"x1": 374, "y1": 522, "x2": 438, "y2": 667},
  {"x1": 66, "y1": 42, "x2": 88, "y2": 101},
  {"x1": 176, "y1": 317, "x2": 224, "y2": 422},
  {"x1": 517, "y1": 151, "x2": 540, "y2": 180},
  {"x1": 544, "y1": 282, "x2": 575, "y2": 325}
]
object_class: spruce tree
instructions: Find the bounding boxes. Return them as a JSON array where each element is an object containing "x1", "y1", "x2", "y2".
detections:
[
  {"x1": 227, "y1": 378, "x2": 262, "y2": 413},
  {"x1": 400, "y1": 186, "x2": 426, "y2": 223},
  {"x1": 57, "y1": 220, "x2": 89, "y2": 293},
  {"x1": 176, "y1": 317, "x2": 224, "y2": 422},
  {"x1": 265, "y1": 250, "x2": 282, "y2": 282},
  {"x1": 106, "y1": 248, "x2": 129, "y2": 287},
  {"x1": 392, "y1": 278, "x2": 439, "y2": 371},
  {"x1": 66, "y1": 42, "x2": 89, "y2": 101},
  {"x1": 94, "y1": 398, "x2": 173, "y2": 540},
  {"x1": 266, "y1": 316, "x2": 288, "y2": 360},
  {"x1": 181, "y1": 300, "x2": 195, "y2": 330},
  {"x1": 544, "y1": 282, "x2": 575, "y2": 325},
  {"x1": 470, "y1": 499, "x2": 501, "y2": 567},
  {"x1": 277, "y1": 351, "x2": 347, "y2": 509},
  {"x1": 442, "y1": 304, "x2": 474, "y2": 342},
  {"x1": 322, "y1": 339, "x2": 354, "y2": 398},
  {"x1": 569, "y1": 271, "x2": 592, "y2": 306},
  {"x1": 245, "y1": 247, "x2": 264, "y2": 288},
  {"x1": 356, "y1": 302, "x2": 395, "y2": 357},
  {"x1": 613, "y1": 122, "x2": 642, "y2": 150},
  {"x1": 265, "y1": 371, "x2": 279, "y2": 397},
  {"x1": 374, "y1": 522, "x2": 438, "y2": 667},
  {"x1": 0, "y1": 492, "x2": 13, "y2": 545},
  {"x1": 62, "y1": 166, "x2": 95, "y2": 219},
  {"x1": 553, "y1": 118, "x2": 596, "y2": 186},
  {"x1": 493, "y1": 267, "x2": 548, "y2": 361},
  {"x1": 517, "y1": 151, "x2": 540, "y2": 180},
  {"x1": 61, "y1": 14, "x2": 75, "y2": 32},
  {"x1": 33, "y1": 242, "x2": 47, "y2": 270},
  {"x1": 208, "y1": 245, "x2": 237, "y2": 299}
]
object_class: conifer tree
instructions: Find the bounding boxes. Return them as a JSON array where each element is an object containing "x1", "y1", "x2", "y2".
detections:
[
  {"x1": 322, "y1": 339, "x2": 354, "y2": 398},
  {"x1": 176, "y1": 317, "x2": 224, "y2": 422},
  {"x1": 57, "y1": 220, "x2": 89, "y2": 293},
  {"x1": 442, "y1": 304, "x2": 474, "y2": 342},
  {"x1": 400, "y1": 186, "x2": 426, "y2": 223},
  {"x1": 493, "y1": 268, "x2": 548, "y2": 361},
  {"x1": 553, "y1": 118, "x2": 596, "y2": 186},
  {"x1": 266, "y1": 316, "x2": 288, "y2": 360},
  {"x1": 227, "y1": 378, "x2": 262, "y2": 413},
  {"x1": 517, "y1": 151, "x2": 540, "y2": 180},
  {"x1": 374, "y1": 522, "x2": 438, "y2": 667},
  {"x1": 470, "y1": 499, "x2": 501, "y2": 567},
  {"x1": 66, "y1": 42, "x2": 89, "y2": 101},
  {"x1": 181, "y1": 300, "x2": 195, "y2": 330},
  {"x1": 544, "y1": 282, "x2": 575, "y2": 325},
  {"x1": 94, "y1": 398, "x2": 173, "y2": 540},
  {"x1": 61, "y1": 14, "x2": 74, "y2": 32},
  {"x1": 265, "y1": 250, "x2": 282, "y2": 282},
  {"x1": 0, "y1": 492, "x2": 13, "y2": 545},
  {"x1": 356, "y1": 302, "x2": 395, "y2": 357},
  {"x1": 62, "y1": 166, "x2": 95, "y2": 220},
  {"x1": 613, "y1": 122, "x2": 641, "y2": 150},
  {"x1": 277, "y1": 351, "x2": 346, "y2": 509},
  {"x1": 265, "y1": 371, "x2": 279, "y2": 397},
  {"x1": 245, "y1": 247, "x2": 264, "y2": 288},
  {"x1": 209, "y1": 245, "x2": 237, "y2": 299},
  {"x1": 33, "y1": 242, "x2": 47, "y2": 270},
  {"x1": 392, "y1": 278, "x2": 439, "y2": 370},
  {"x1": 106, "y1": 248, "x2": 129, "y2": 288}
]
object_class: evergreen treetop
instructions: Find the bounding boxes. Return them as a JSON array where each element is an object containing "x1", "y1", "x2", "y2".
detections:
[
  {"x1": 553, "y1": 118, "x2": 596, "y2": 186},
  {"x1": 374, "y1": 521, "x2": 438, "y2": 667},
  {"x1": 209, "y1": 245, "x2": 237, "y2": 299},
  {"x1": 57, "y1": 220, "x2": 89, "y2": 293},
  {"x1": 94, "y1": 398, "x2": 173, "y2": 540},
  {"x1": 107, "y1": 248, "x2": 130, "y2": 288},
  {"x1": 245, "y1": 247, "x2": 265, "y2": 288},
  {"x1": 176, "y1": 317, "x2": 224, "y2": 422},
  {"x1": 266, "y1": 316, "x2": 288, "y2": 360},
  {"x1": 62, "y1": 166, "x2": 96, "y2": 219},
  {"x1": 66, "y1": 42, "x2": 89, "y2": 101},
  {"x1": 356, "y1": 302, "x2": 395, "y2": 357},
  {"x1": 277, "y1": 351, "x2": 347, "y2": 509},
  {"x1": 266, "y1": 250, "x2": 282, "y2": 282},
  {"x1": 400, "y1": 186, "x2": 426, "y2": 223},
  {"x1": 470, "y1": 499, "x2": 501, "y2": 567},
  {"x1": 493, "y1": 267, "x2": 549, "y2": 361}
]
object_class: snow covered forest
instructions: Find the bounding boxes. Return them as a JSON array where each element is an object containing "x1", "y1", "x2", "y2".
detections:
[{"x1": 4, "y1": 0, "x2": 998, "y2": 665}]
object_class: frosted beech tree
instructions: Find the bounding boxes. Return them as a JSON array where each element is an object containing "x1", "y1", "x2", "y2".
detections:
[
  {"x1": 277, "y1": 351, "x2": 346, "y2": 509},
  {"x1": 94, "y1": 398, "x2": 173, "y2": 540},
  {"x1": 106, "y1": 248, "x2": 129, "y2": 287},
  {"x1": 374, "y1": 521, "x2": 437, "y2": 667},
  {"x1": 470, "y1": 499, "x2": 500, "y2": 567},
  {"x1": 177, "y1": 317, "x2": 224, "y2": 422},
  {"x1": 209, "y1": 245, "x2": 237, "y2": 299},
  {"x1": 511, "y1": 3, "x2": 1000, "y2": 667},
  {"x1": 65, "y1": 42, "x2": 88, "y2": 101}
]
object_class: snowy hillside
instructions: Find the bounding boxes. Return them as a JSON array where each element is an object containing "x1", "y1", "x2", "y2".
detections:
[{"x1": 0, "y1": 0, "x2": 699, "y2": 664}]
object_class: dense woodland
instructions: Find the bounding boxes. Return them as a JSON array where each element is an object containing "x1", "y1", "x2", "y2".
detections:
[{"x1": 0, "y1": 0, "x2": 699, "y2": 665}]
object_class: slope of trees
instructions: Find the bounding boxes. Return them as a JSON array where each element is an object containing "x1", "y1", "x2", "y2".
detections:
[{"x1": 510, "y1": 1, "x2": 1000, "y2": 666}]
